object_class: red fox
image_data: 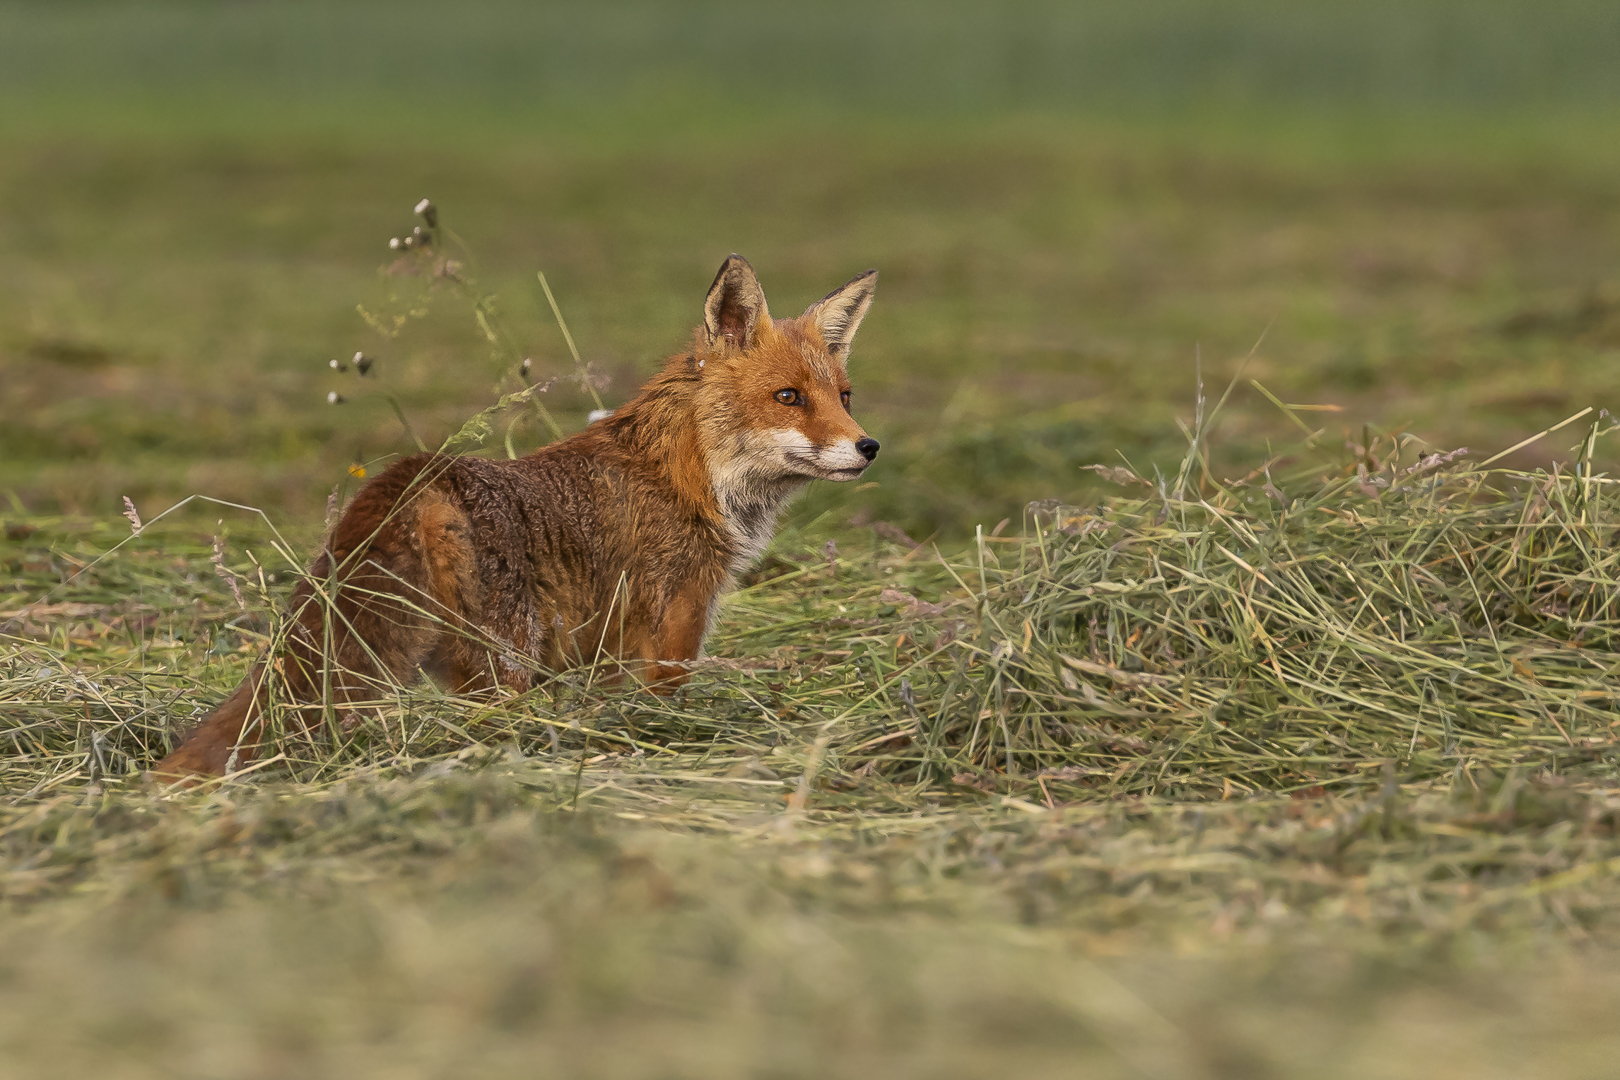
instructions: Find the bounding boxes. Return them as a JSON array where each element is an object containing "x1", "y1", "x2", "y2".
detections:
[{"x1": 153, "y1": 255, "x2": 879, "y2": 779}]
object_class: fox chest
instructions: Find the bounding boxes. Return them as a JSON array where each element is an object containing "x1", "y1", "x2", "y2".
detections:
[{"x1": 722, "y1": 508, "x2": 777, "y2": 582}]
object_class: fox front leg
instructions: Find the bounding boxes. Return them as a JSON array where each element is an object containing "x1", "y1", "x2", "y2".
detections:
[{"x1": 639, "y1": 586, "x2": 718, "y2": 689}]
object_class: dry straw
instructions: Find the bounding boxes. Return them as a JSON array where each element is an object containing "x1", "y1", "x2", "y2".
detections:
[{"x1": 6, "y1": 414, "x2": 1620, "y2": 807}]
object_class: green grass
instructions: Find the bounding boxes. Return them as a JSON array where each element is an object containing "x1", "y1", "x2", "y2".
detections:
[
  {"x1": 6, "y1": 0, "x2": 1620, "y2": 120},
  {"x1": 6, "y1": 2, "x2": 1620, "y2": 536},
  {"x1": 10, "y1": 1, "x2": 1620, "y2": 1074},
  {"x1": 10, "y1": 116, "x2": 1620, "y2": 539}
]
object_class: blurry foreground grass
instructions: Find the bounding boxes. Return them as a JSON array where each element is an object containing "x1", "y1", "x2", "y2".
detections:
[
  {"x1": 6, "y1": 771, "x2": 1620, "y2": 1079},
  {"x1": 9, "y1": 424, "x2": 1620, "y2": 1075}
]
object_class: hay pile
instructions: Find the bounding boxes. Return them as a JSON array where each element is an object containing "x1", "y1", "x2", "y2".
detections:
[
  {"x1": 5, "y1": 427, "x2": 1620, "y2": 806},
  {"x1": 942, "y1": 451, "x2": 1620, "y2": 799}
]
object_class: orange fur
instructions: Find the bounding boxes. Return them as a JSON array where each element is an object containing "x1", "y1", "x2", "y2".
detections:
[{"x1": 152, "y1": 255, "x2": 880, "y2": 781}]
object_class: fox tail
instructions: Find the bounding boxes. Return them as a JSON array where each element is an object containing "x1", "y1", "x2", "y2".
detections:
[{"x1": 151, "y1": 663, "x2": 269, "y2": 781}]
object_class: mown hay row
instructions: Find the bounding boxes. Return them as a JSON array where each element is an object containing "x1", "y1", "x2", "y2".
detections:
[
  {"x1": 6, "y1": 455, "x2": 1620, "y2": 805},
  {"x1": 927, "y1": 461, "x2": 1620, "y2": 799}
]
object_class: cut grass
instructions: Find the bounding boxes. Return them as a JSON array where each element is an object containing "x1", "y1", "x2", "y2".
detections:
[
  {"x1": 9, "y1": 416, "x2": 1620, "y2": 801},
  {"x1": 9, "y1": 423, "x2": 1620, "y2": 1073},
  {"x1": 4, "y1": 731, "x2": 1620, "y2": 1076}
]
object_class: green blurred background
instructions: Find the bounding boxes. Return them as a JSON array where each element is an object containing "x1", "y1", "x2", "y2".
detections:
[{"x1": 4, "y1": 0, "x2": 1620, "y2": 537}]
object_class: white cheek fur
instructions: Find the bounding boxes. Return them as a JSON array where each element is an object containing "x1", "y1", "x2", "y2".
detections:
[
  {"x1": 816, "y1": 438, "x2": 869, "y2": 471},
  {"x1": 769, "y1": 429, "x2": 815, "y2": 454},
  {"x1": 769, "y1": 430, "x2": 865, "y2": 470}
]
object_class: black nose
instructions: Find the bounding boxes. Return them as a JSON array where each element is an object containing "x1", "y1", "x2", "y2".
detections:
[{"x1": 855, "y1": 437, "x2": 880, "y2": 461}]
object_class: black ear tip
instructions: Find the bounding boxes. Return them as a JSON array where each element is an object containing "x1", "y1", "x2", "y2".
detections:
[
  {"x1": 712, "y1": 254, "x2": 758, "y2": 286},
  {"x1": 708, "y1": 254, "x2": 760, "y2": 297}
]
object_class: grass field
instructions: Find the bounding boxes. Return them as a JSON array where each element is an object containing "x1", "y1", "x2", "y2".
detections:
[{"x1": 8, "y1": 2, "x2": 1620, "y2": 1076}]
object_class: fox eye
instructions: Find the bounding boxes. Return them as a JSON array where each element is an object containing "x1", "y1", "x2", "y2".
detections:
[
  {"x1": 840, "y1": 391, "x2": 851, "y2": 411},
  {"x1": 774, "y1": 388, "x2": 800, "y2": 406}
]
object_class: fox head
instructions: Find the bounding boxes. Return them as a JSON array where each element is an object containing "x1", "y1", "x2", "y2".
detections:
[{"x1": 688, "y1": 254, "x2": 879, "y2": 524}]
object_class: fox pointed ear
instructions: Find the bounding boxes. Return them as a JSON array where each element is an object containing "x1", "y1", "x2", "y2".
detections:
[
  {"x1": 703, "y1": 254, "x2": 770, "y2": 350},
  {"x1": 804, "y1": 269, "x2": 877, "y2": 360}
]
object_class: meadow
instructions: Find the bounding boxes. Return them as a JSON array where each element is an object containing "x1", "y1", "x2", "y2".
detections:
[{"x1": 7, "y1": 1, "x2": 1620, "y2": 1076}]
